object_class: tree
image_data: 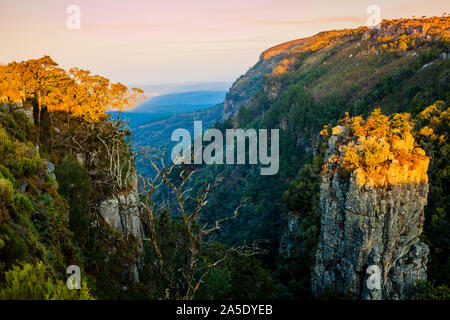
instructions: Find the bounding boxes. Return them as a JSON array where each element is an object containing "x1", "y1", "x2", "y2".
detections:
[
  {"x1": 0, "y1": 57, "x2": 144, "y2": 125},
  {"x1": 138, "y1": 148, "x2": 261, "y2": 299}
]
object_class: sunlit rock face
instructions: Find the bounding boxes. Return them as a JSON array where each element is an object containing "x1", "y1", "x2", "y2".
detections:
[{"x1": 312, "y1": 123, "x2": 430, "y2": 300}]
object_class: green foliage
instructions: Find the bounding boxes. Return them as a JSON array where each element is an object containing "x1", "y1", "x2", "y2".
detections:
[
  {"x1": 224, "y1": 250, "x2": 277, "y2": 300},
  {"x1": 14, "y1": 158, "x2": 38, "y2": 177},
  {"x1": 0, "y1": 108, "x2": 34, "y2": 142},
  {"x1": 4, "y1": 113, "x2": 26, "y2": 142},
  {"x1": 196, "y1": 257, "x2": 232, "y2": 300},
  {"x1": 140, "y1": 210, "x2": 190, "y2": 298},
  {"x1": 1, "y1": 21, "x2": 449, "y2": 301},
  {"x1": 12, "y1": 110, "x2": 34, "y2": 139},
  {"x1": 415, "y1": 45, "x2": 444, "y2": 69},
  {"x1": 283, "y1": 164, "x2": 320, "y2": 212},
  {"x1": 0, "y1": 127, "x2": 14, "y2": 158},
  {"x1": 55, "y1": 153, "x2": 91, "y2": 242},
  {"x1": 1, "y1": 223, "x2": 28, "y2": 261},
  {"x1": 0, "y1": 108, "x2": 82, "y2": 287},
  {"x1": 0, "y1": 165, "x2": 18, "y2": 188},
  {"x1": 0, "y1": 71, "x2": 143, "y2": 301},
  {"x1": 13, "y1": 194, "x2": 35, "y2": 216},
  {"x1": 139, "y1": 210, "x2": 277, "y2": 300},
  {"x1": 195, "y1": 243, "x2": 277, "y2": 300},
  {"x1": 411, "y1": 281, "x2": 450, "y2": 300},
  {"x1": 0, "y1": 178, "x2": 14, "y2": 205},
  {"x1": 276, "y1": 160, "x2": 322, "y2": 299},
  {"x1": 0, "y1": 178, "x2": 14, "y2": 223},
  {"x1": 0, "y1": 261, "x2": 94, "y2": 300},
  {"x1": 415, "y1": 101, "x2": 450, "y2": 287}
]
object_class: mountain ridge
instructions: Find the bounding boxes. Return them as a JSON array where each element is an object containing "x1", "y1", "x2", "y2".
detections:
[{"x1": 223, "y1": 16, "x2": 449, "y2": 120}]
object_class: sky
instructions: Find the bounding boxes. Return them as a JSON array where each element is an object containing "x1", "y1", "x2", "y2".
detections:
[{"x1": 0, "y1": 0, "x2": 448, "y2": 86}]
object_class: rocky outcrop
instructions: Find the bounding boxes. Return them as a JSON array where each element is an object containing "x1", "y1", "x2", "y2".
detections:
[
  {"x1": 98, "y1": 168, "x2": 143, "y2": 241},
  {"x1": 312, "y1": 124, "x2": 430, "y2": 300},
  {"x1": 97, "y1": 172, "x2": 143, "y2": 283},
  {"x1": 43, "y1": 161, "x2": 56, "y2": 181},
  {"x1": 99, "y1": 189, "x2": 142, "y2": 240},
  {"x1": 361, "y1": 17, "x2": 449, "y2": 43},
  {"x1": 73, "y1": 143, "x2": 144, "y2": 282},
  {"x1": 73, "y1": 150, "x2": 143, "y2": 241},
  {"x1": 222, "y1": 60, "x2": 274, "y2": 120}
]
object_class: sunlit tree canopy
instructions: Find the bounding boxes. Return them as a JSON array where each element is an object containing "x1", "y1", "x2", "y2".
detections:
[{"x1": 0, "y1": 56, "x2": 144, "y2": 122}]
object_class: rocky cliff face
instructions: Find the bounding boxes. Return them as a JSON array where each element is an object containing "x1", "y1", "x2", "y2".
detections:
[
  {"x1": 312, "y1": 124, "x2": 430, "y2": 299},
  {"x1": 222, "y1": 58, "x2": 278, "y2": 120},
  {"x1": 98, "y1": 174, "x2": 143, "y2": 240},
  {"x1": 72, "y1": 141, "x2": 144, "y2": 283},
  {"x1": 76, "y1": 151, "x2": 144, "y2": 282},
  {"x1": 98, "y1": 177, "x2": 143, "y2": 282}
]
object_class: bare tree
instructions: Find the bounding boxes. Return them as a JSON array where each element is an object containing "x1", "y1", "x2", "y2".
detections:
[
  {"x1": 138, "y1": 147, "x2": 262, "y2": 300},
  {"x1": 65, "y1": 115, "x2": 135, "y2": 195},
  {"x1": 96, "y1": 118, "x2": 135, "y2": 193}
]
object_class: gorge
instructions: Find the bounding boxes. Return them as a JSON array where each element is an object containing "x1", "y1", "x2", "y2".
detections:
[{"x1": 0, "y1": 16, "x2": 449, "y2": 300}]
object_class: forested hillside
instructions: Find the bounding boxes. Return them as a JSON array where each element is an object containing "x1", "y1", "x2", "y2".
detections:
[
  {"x1": 0, "y1": 57, "x2": 150, "y2": 299},
  {"x1": 176, "y1": 16, "x2": 450, "y2": 299},
  {"x1": 0, "y1": 57, "x2": 277, "y2": 300}
]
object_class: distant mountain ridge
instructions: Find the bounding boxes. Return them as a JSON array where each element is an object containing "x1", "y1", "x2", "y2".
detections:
[
  {"x1": 113, "y1": 90, "x2": 226, "y2": 128},
  {"x1": 128, "y1": 81, "x2": 231, "y2": 98},
  {"x1": 132, "y1": 104, "x2": 222, "y2": 149},
  {"x1": 131, "y1": 90, "x2": 226, "y2": 113}
]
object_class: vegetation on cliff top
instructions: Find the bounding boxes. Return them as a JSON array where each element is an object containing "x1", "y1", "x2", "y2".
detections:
[
  {"x1": 323, "y1": 108, "x2": 430, "y2": 187},
  {"x1": 0, "y1": 56, "x2": 144, "y2": 123}
]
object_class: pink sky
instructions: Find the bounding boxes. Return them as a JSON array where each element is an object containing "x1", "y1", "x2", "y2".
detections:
[{"x1": 0, "y1": 0, "x2": 448, "y2": 85}]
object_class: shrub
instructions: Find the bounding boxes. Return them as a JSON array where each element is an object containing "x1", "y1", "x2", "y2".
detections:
[
  {"x1": 411, "y1": 281, "x2": 450, "y2": 300},
  {"x1": 0, "y1": 127, "x2": 14, "y2": 158},
  {"x1": 54, "y1": 153, "x2": 91, "y2": 242},
  {"x1": 13, "y1": 194, "x2": 35, "y2": 216},
  {"x1": 0, "y1": 178, "x2": 14, "y2": 223},
  {"x1": 0, "y1": 165, "x2": 18, "y2": 188},
  {"x1": 0, "y1": 178, "x2": 14, "y2": 203},
  {"x1": 15, "y1": 158, "x2": 38, "y2": 177},
  {"x1": 330, "y1": 109, "x2": 430, "y2": 187},
  {"x1": 0, "y1": 262, "x2": 94, "y2": 300},
  {"x1": 13, "y1": 111, "x2": 34, "y2": 137},
  {"x1": 1, "y1": 223, "x2": 28, "y2": 261}
]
